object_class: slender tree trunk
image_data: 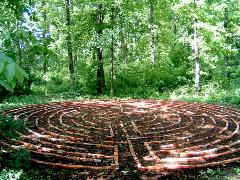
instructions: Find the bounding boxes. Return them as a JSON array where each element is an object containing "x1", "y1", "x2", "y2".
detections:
[
  {"x1": 133, "y1": 17, "x2": 139, "y2": 62},
  {"x1": 149, "y1": 0, "x2": 155, "y2": 64},
  {"x1": 96, "y1": 4, "x2": 106, "y2": 95},
  {"x1": 119, "y1": 10, "x2": 127, "y2": 64},
  {"x1": 120, "y1": 30, "x2": 127, "y2": 64},
  {"x1": 192, "y1": 18, "x2": 200, "y2": 94},
  {"x1": 173, "y1": 12, "x2": 177, "y2": 48},
  {"x1": 16, "y1": 34, "x2": 22, "y2": 66},
  {"x1": 74, "y1": 54, "x2": 77, "y2": 67},
  {"x1": 192, "y1": 0, "x2": 200, "y2": 94},
  {"x1": 15, "y1": 10, "x2": 22, "y2": 66},
  {"x1": 194, "y1": 54, "x2": 200, "y2": 93},
  {"x1": 110, "y1": 7, "x2": 115, "y2": 97},
  {"x1": 92, "y1": 46, "x2": 96, "y2": 61},
  {"x1": 171, "y1": 11, "x2": 177, "y2": 67},
  {"x1": 65, "y1": 0, "x2": 75, "y2": 84},
  {"x1": 224, "y1": 7, "x2": 229, "y2": 78},
  {"x1": 43, "y1": 1, "x2": 47, "y2": 74},
  {"x1": 110, "y1": 38, "x2": 114, "y2": 96},
  {"x1": 43, "y1": 58, "x2": 48, "y2": 74}
]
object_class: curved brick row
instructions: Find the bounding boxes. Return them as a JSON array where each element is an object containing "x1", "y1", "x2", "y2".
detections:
[{"x1": 1, "y1": 100, "x2": 240, "y2": 174}]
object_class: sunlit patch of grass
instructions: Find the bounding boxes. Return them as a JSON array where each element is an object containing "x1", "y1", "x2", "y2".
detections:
[{"x1": 169, "y1": 82, "x2": 240, "y2": 108}]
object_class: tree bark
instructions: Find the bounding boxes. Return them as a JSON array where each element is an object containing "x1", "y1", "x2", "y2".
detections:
[
  {"x1": 192, "y1": 0, "x2": 200, "y2": 94},
  {"x1": 16, "y1": 32, "x2": 22, "y2": 66},
  {"x1": 173, "y1": 12, "x2": 177, "y2": 48},
  {"x1": 42, "y1": 0, "x2": 47, "y2": 74},
  {"x1": 110, "y1": 7, "x2": 115, "y2": 97},
  {"x1": 192, "y1": 22, "x2": 200, "y2": 93},
  {"x1": 224, "y1": 7, "x2": 229, "y2": 78},
  {"x1": 120, "y1": 30, "x2": 127, "y2": 64},
  {"x1": 14, "y1": 9, "x2": 22, "y2": 66},
  {"x1": 119, "y1": 11, "x2": 127, "y2": 64},
  {"x1": 73, "y1": 54, "x2": 77, "y2": 67},
  {"x1": 96, "y1": 4, "x2": 106, "y2": 95},
  {"x1": 149, "y1": 0, "x2": 155, "y2": 64},
  {"x1": 65, "y1": 0, "x2": 75, "y2": 84}
]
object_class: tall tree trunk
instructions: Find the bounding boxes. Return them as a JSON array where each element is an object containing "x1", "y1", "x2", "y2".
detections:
[
  {"x1": 192, "y1": 19, "x2": 200, "y2": 94},
  {"x1": 43, "y1": 0, "x2": 47, "y2": 74},
  {"x1": 120, "y1": 30, "x2": 127, "y2": 64},
  {"x1": 65, "y1": 0, "x2": 75, "y2": 84},
  {"x1": 14, "y1": 9, "x2": 22, "y2": 66},
  {"x1": 192, "y1": 0, "x2": 200, "y2": 94},
  {"x1": 16, "y1": 33, "x2": 22, "y2": 66},
  {"x1": 132, "y1": 17, "x2": 139, "y2": 62},
  {"x1": 96, "y1": 4, "x2": 106, "y2": 95},
  {"x1": 92, "y1": 46, "x2": 96, "y2": 61},
  {"x1": 224, "y1": 7, "x2": 229, "y2": 78},
  {"x1": 149, "y1": 0, "x2": 155, "y2": 64},
  {"x1": 110, "y1": 7, "x2": 115, "y2": 97},
  {"x1": 73, "y1": 54, "x2": 77, "y2": 67},
  {"x1": 173, "y1": 12, "x2": 177, "y2": 48},
  {"x1": 119, "y1": 9, "x2": 127, "y2": 64},
  {"x1": 171, "y1": 11, "x2": 177, "y2": 66}
]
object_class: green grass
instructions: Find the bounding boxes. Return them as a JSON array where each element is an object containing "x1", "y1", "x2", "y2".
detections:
[{"x1": 169, "y1": 82, "x2": 240, "y2": 108}]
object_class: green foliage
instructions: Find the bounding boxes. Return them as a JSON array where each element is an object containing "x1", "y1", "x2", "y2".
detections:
[
  {"x1": 0, "y1": 53, "x2": 28, "y2": 93},
  {"x1": 0, "y1": 115, "x2": 27, "y2": 139},
  {"x1": 0, "y1": 115, "x2": 30, "y2": 171},
  {"x1": 0, "y1": 169, "x2": 23, "y2": 180},
  {"x1": 170, "y1": 81, "x2": 240, "y2": 107},
  {"x1": 110, "y1": 61, "x2": 190, "y2": 97},
  {"x1": 197, "y1": 167, "x2": 225, "y2": 180},
  {"x1": 10, "y1": 148, "x2": 31, "y2": 169},
  {"x1": 234, "y1": 167, "x2": 240, "y2": 175},
  {"x1": 0, "y1": 0, "x2": 239, "y2": 178},
  {"x1": 1, "y1": 148, "x2": 31, "y2": 171}
]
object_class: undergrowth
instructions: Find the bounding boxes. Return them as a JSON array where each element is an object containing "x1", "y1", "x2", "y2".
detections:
[
  {"x1": 0, "y1": 116, "x2": 30, "y2": 179},
  {"x1": 0, "y1": 115, "x2": 27, "y2": 140},
  {"x1": 169, "y1": 82, "x2": 240, "y2": 108}
]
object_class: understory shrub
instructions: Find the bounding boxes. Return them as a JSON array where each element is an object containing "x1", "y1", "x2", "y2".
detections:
[
  {"x1": 0, "y1": 115, "x2": 30, "y2": 169},
  {"x1": 0, "y1": 115, "x2": 27, "y2": 139},
  {"x1": 0, "y1": 169, "x2": 23, "y2": 180},
  {"x1": 112, "y1": 61, "x2": 191, "y2": 95}
]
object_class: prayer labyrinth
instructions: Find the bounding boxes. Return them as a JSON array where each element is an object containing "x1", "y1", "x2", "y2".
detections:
[{"x1": 1, "y1": 100, "x2": 240, "y2": 174}]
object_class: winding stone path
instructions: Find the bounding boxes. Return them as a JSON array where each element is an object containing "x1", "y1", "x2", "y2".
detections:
[{"x1": 1, "y1": 99, "x2": 240, "y2": 174}]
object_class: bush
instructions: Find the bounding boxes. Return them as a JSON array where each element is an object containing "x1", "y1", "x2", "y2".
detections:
[
  {"x1": 10, "y1": 148, "x2": 31, "y2": 169},
  {"x1": 0, "y1": 115, "x2": 30, "y2": 170},
  {"x1": 0, "y1": 115, "x2": 27, "y2": 140},
  {"x1": 112, "y1": 61, "x2": 191, "y2": 95},
  {"x1": 0, "y1": 73, "x2": 34, "y2": 99},
  {"x1": 0, "y1": 169, "x2": 23, "y2": 180},
  {"x1": 1, "y1": 148, "x2": 31, "y2": 170}
]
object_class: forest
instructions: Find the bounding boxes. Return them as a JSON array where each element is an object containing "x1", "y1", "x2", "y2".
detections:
[{"x1": 0, "y1": 0, "x2": 240, "y2": 179}]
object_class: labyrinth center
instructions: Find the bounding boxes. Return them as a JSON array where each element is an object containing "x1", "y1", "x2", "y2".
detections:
[{"x1": 1, "y1": 99, "x2": 240, "y2": 173}]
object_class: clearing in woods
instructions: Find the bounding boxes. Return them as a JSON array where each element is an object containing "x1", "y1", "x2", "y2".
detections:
[{"x1": 1, "y1": 99, "x2": 240, "y2": 178}]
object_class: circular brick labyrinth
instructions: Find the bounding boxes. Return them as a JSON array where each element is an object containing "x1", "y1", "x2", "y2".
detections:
[{"x1": 1, "y1": 100, "x2": 240, "y2": 174}]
